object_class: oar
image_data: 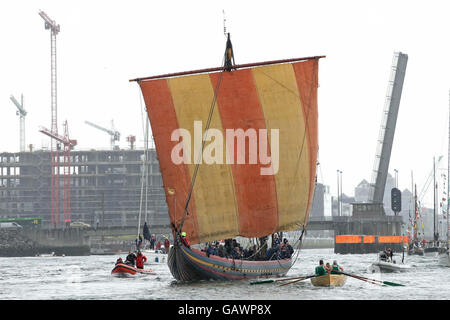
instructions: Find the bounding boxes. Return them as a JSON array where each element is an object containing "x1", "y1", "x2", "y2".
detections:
[
  {"x1": 337, "y1": 272, "x2": 405, "y2": 287},
  {"x1": 278, "y1": 275, "x2": 316, "y2": 287},
  {"x1": 250, "y1": 274, "x2": 314, "y2": 285}
]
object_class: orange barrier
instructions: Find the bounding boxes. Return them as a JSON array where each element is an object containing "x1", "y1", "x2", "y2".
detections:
[
  {"x1": 335, "y1": 235, "x2": 362, "y2": 244},
  {"x1": 378, "y1": 236, "x2": 402, "y2": 243},
  {"x1": 336, "y1": 235, "x2": 409, "y2": 244}
]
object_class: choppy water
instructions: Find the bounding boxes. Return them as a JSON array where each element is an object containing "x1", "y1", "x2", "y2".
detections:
[{"x1": 0, "y1": 248, "x2": 448, "y2": 300}]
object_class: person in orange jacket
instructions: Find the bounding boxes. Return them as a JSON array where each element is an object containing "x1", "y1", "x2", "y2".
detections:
[{"x1": 135, "y1": 251, "x2": 147, "y2": 269}]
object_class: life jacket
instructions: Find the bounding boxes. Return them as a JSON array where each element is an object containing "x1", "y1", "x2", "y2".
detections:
[
  {"x1": 331, "y1": 265, "x2": 341, "y2": 274},
  {"x1": 136, "y1": 254, "x2": 147, "y2": 268},
  {"x1": 181, "y1": 236, "x2": 190, "y2": 247},
  {"x1": 315, "y1": 265, "x2": 327, "y2": 276}
]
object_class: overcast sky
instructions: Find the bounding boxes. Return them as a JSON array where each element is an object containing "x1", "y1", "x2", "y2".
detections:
[{"x1": 1, "y1": 0, "x2": 449, "y2": 205}]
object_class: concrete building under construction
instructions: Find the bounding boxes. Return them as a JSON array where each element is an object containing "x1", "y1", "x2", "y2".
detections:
[{"x1": 0, "y1": 149, "x2": 170, "y2": 229}]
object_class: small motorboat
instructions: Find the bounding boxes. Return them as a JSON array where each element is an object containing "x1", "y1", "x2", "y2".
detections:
[
  {"x1": 310, "y1": 274, "x2": 347, "y2": 287},
  {"x1": 369, "y1": 251, "x2": 411, "y2": 273},
  {"x1": 36, "y1": 252, "x2": 56, "y2": 257},
  {"x1": 407, "y1": 246, "x2": 424, "y2": 256},
  {"x1": 111, "y1": 263, "x2": 156, "y2": 276}
]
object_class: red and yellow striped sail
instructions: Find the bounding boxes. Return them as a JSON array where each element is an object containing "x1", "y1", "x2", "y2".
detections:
[{"x1": 137, "y1": 57, "x2": 320, "y2": 245}]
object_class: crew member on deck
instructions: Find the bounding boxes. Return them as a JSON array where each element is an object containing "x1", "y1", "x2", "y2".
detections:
[
  {"x1": 164, "y1": 236, "x2": 170, "y2": 254},
  {"x1": 180, "y1": 232, "x2": 190, "y2": 248},
  {"x1": 387, "y1": 248, "x2": 394, "y2": 262},
  {"x1": 315, "y1": 260, "x2": 327, "y2": 276},
  {"x1": 136, "y1": 234, "x2": 143, "y2": 250},
  {"x1": 150, "y1": 235, "x2": 156, "y2": 249}
]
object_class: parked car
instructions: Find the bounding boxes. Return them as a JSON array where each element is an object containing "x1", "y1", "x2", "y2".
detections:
[
  {"x1": 69, "y1": 221, "x2": 91, "y2": 228},
  {"x1": 0, "y1": 222, "x2": 23, "y2": 230}
]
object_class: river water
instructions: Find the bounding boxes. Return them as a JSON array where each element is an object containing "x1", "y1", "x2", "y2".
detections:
[{"x1": 0, "y1": 248, "x2": 448, "y2": 300}]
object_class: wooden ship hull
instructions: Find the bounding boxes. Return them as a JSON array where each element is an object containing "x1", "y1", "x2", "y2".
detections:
[
  {"x1": 168, "y1": 243, "x2": 292, "y2": 281},
  {"x1": 310, "y1": 274, "x2": 347, "y2": 287}
]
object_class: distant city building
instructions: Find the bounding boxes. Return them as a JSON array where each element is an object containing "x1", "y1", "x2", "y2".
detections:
[
  {"x1": 310, "y1": 183, "x2": 332, "y2": 217},
  {"x1": 354, "y1": 173, "x2": 413, "y2": 217},
  {"x1": 354, "y1": 179, "x2": 371, "y2": 202},
  {"x1": 331, "y1": 193, "x2": 353, "y2": 217},
  {"x1": 0, "y1": 149, "x2": 170, "y2": 229}
]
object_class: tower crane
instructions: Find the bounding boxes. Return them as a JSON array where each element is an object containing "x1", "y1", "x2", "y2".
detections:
[
  {"x1": 39, "y1": 10, "x2": 61, "y2": 228},
  {"x1": 39, "y1": 121, "x2": 77, "y2": 228},
  {"x1": 85, "y1": 120, "x2": 120, "y2": 150},
  {"x1": 9, "y1": 94, "x2": 27, "y2": 152}
]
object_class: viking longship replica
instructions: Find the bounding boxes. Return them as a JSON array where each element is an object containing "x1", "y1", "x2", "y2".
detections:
[{"x1": 130, "y1": 34, "x2": 323, "y2": 281}]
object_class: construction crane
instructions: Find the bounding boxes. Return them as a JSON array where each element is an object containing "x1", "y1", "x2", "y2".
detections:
[
  {"x1": 39, "y1": 10, "x2": 61, "y2": 228},
  {"x1": 369, "y1": 52, "x2": 408, "y2": 206},
  {"x1": 9, "y1": 94, "x2": 27, "y2": 152},
  {"x1": 39, "y1": 121, "x2": 77, "y2": 228},
  {"x1": 85, "y1": 120, "x2": 120, "y2": 150}
]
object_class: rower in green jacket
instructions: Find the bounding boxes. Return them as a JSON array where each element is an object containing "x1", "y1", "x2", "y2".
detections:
[
  {"x1": 315, "y1": 260, "x2": 327, "y2": 276},
  {"x1": 331, "y1": 260, "x2": 344, "y2": 274}
]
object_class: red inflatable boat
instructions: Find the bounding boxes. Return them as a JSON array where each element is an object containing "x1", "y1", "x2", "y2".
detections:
[{"x1": 111, "y1": 263, "x2": 156, "y2": 276}]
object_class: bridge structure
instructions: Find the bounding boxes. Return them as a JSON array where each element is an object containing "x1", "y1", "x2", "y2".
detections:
[{"x1": 306, "y1": 215, "x2": 403, "y2": 236}]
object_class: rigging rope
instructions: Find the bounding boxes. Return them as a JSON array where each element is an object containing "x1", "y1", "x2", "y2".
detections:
[{"x1": 137, "y1": 86, "x2": 147, "y2": 241}]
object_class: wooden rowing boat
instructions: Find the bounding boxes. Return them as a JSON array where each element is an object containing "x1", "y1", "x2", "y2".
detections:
[{"x1": 310, "y1": 274, "x2": 347, "y2": 287}]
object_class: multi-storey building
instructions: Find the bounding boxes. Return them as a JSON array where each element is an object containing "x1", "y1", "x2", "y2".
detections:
[{"x1": 0, "y1": 149, "x2": 169, "y2": 229}]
